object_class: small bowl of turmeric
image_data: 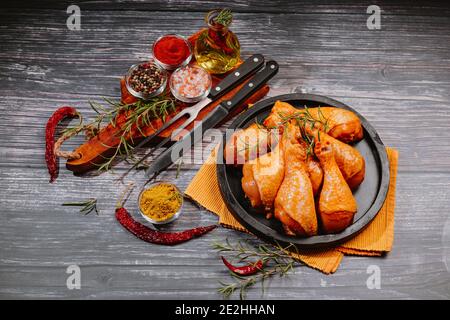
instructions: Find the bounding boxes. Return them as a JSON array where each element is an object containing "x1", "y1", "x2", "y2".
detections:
[{"x1": 138, "y1": 182, "x2": 183, "y2": 225}]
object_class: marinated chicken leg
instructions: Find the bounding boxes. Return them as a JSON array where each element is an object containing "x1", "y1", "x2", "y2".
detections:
[
  {"x1": 274, "y1": 125, "x2": 318, "y2": 236},
  {"x1": 263, "y1": 101, "x2": 363, "y2": 143},
  {"x1": 307, "y1": 158, "x2": 323, "y2": 196},
  {"x1": 263, "y1": 101, "x2": 297, "y2": 130},
  {"x1": 307, "y1": 128, "x2": 365, "y2": 189},
  {"x1": 224, "y1": 123, "x2": 275, "y2": 165},
  {"x1": 282, "y1": 122, "x2": 323, "y2": 195},
  {"x1": 242, "y1": 137, "x2": 285, "y2": 212},
  {"x1": 315, "y1": 141, "x2": 357, "y2": 234}
]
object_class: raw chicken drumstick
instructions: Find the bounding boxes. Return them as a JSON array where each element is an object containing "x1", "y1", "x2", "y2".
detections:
[
  {"x1": 263, "y1": 101, "x2": 363, "y2": 143},
  {"x1": 283, "y1": 122, "x2": 323, "y2": 195},
  {"x1": 234, "y1": 121, "x2": 323, "y2": 196},
  {"x1": 306, "y1": 128, "x2": 365, "y2": 190},
  {"x1": 224, "y1": 123, "x2": 275, "y2": 165},
  {"x1": 241, "y1": 135, "x2": 285, "y2": 213},
  {"x1": 315, "y1": 140, "x2": 358, "y2": 234},
  {"x1": 274, "y1": 124, "x2": 318, "y2": 236}
]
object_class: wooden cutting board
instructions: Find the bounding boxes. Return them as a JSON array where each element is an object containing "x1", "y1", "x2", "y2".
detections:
[{"x1": 66, "y1": 31, "x2": 270, "y2": 173}]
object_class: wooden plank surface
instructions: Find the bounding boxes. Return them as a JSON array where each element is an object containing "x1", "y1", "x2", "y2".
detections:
[{"x1": 0, "y1": 1, "x2": 449, "y2": 299}]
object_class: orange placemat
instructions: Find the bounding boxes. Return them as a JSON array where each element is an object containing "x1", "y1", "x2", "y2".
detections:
[{"x1": 185, "y1": 146, "x2": 398, "y2": 274}]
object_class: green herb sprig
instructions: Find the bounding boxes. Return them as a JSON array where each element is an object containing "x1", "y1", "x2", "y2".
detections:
[
  {"x1": 214, "y1": 9, "x2": 233, "y2": 27},
  {"x1": 62, "y1": 198, "x2": 99, "y2": 215},
  {"x1": 278, "y1": 106, "x2": 329, "y2": 157},
  {"x1": 213, "y1": 239, "x2": 302, "y2": 299},
  {"x1": 62, "y1": 96, "x2": 175, "y2": 172}
]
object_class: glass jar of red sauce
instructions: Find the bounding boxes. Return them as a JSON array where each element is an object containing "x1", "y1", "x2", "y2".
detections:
[{"x1": 152, "y1": 34, "x2": 192, "y2": 70}]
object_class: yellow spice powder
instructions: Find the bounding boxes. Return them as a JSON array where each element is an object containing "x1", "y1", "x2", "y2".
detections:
[{"x1": 139, "y1": 183, "x2": 182, "y2": 222}]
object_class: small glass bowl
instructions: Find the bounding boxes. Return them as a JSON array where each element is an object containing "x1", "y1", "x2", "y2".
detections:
[
  {"x1": 138, "y1": 182, "x2": 183, "y2": 225},
  {"x1": 125, "y1": 60, "x2": 168, "y2": 100},
  {"x1": 169, "y1": 65, "x2": 212, "y2": 103},
  {"x1": 152, "y1": 34, "x2": 193, "y2": 71}
]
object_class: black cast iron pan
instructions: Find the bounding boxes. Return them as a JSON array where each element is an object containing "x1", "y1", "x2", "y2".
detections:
[{"x1": 216, "y1": 93, "x2": 390, "y2": 248}]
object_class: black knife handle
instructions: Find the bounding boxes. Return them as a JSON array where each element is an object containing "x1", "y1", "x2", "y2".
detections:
[
  {"x1": 220, "y1": 60, "x2": 279, "y2": 111},
  {"x1": 207, "y1": 54, "x2": 265, "y2": 100}
]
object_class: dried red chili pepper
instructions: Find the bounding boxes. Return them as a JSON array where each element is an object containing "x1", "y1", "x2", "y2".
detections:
[
  {"x1": 45, "y1": 106, "x2": 79, "y2": 183},
  {"x1": 115, "y1": 206, "x2": 217, "y2": 245},
  {"x1": 207, "y1": 29, "x2": 234, "y2": 55},
  {"x1": 221, "y1": 256, "x2": 264, "y2": 276}
]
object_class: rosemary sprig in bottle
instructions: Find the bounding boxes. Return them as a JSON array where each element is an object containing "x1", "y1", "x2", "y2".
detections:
[
  {"x1": 213, "y1": 238, "x2": 303, "y2": 299},
  {"x1": 214, "y1": 9, "x2": 233, "y2": 27}
]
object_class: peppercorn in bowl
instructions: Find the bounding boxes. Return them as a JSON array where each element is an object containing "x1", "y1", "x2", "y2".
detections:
[{"x1": 125, "y1": 60, "x2": 168, "y2": 100}]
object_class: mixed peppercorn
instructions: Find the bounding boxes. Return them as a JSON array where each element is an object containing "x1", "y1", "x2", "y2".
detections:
[{"x1": 128, "y1": 62, "x2": 165, "y2": 95}]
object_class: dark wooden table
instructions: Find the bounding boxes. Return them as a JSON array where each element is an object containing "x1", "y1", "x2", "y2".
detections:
[{"x1": 1, "y1": 1, "x2": 449, "y2": 299}]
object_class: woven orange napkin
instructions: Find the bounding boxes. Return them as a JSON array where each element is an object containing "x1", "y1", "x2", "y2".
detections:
[{"x1": 185, "y1": 146, "x2": 398, "y2": 274}]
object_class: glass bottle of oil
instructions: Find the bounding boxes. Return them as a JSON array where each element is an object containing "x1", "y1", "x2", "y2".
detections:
[{"x1": 194, "y1": 9, "x2": 241, "y2": 74}]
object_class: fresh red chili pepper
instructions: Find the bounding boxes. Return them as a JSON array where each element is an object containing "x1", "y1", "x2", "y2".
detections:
[
  {"x1": 115, "y1": 206, "x2": 217, "y2": 245},
  {"x1": 45, "y1": 106, "x2": 79, "y2": 183},
  {"x1": 221, "y1": 256, "x2": 264, "y2": 276}
]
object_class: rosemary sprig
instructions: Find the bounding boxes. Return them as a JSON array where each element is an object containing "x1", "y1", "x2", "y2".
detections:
[
  {"x1": 95, "y1": 136, "x2": 131, "y2": 172},
  {"x1": 316, "y1": 106, "x2": 329, "y2": 132},
  {"x1": 219, "y1": 262, "x2": 295, "y2": 299},
  {"x1": 278, "y1": 106, "x2": 329, "y2": 131},
  {"x1": 213, "y1": 239, "x2": 302, "y2": 299},
  {"x1": 95, "y1": 97, "x2": 175, "y2": 171},
  {"x1": 214, "y1": 9, "x2": 233, "y2": 27},
  {"x1": 300, "y1": 126, "x2": 315, "y2": 157},
  {"x1": 62, "y1": 198, "x2": 99, "y2": 215},
  {"x1": 235, "y1": 119, "x2": 278, "y2": 158},
  {"x1": 62, "y1": 96, "x2": 175, "y2": 172},
  {"x1": 278, "y1": 106, "x2": 329, "y2": 157},
  {"x1": 124, "y1": 156, "x2": 149, "y2": 171}
]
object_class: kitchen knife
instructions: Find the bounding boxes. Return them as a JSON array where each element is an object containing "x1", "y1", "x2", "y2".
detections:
[{"x1": 144, "y1": 60, "x2": 279, "y2": 178}]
